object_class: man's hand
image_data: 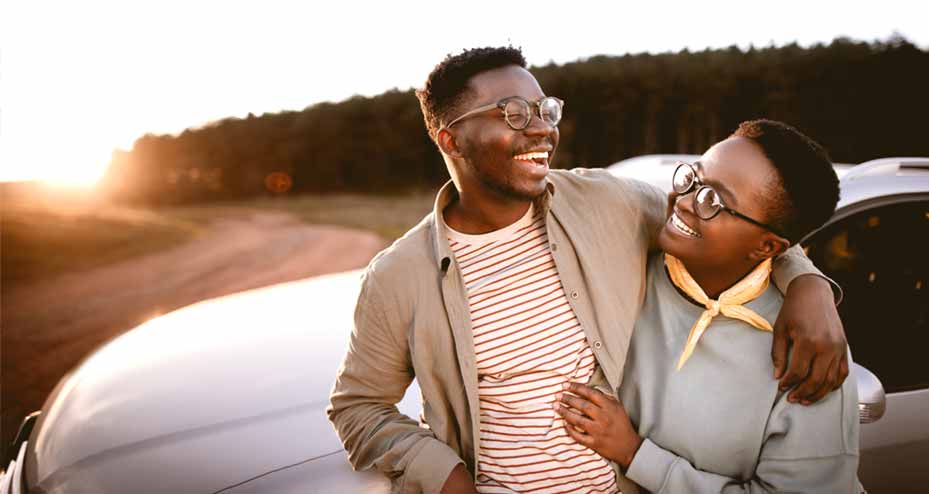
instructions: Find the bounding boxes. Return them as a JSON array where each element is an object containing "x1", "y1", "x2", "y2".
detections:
[
  {"x1": 553, "y1": 382, "x2": 643, "y2": 468},
  {"x1": 773, "y1": 274, "x2": 849, "y2": 405},
  {"x1": 441, "y1": 463, "x2": 477, "y2": 494}
]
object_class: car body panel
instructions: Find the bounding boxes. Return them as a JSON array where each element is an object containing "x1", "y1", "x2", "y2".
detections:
[
  {"x1": 859, "y1": 390, "x2": 929, "y2": 483},
  {"x1": 606, "y1": 154, "x2": 856, "y2": 192},
  {"x1": 24, "y1": 270, "x2": 420, "y2": 493},
  {"x1": 219, "y1": 451, "x2": 392, "y2": 493}
]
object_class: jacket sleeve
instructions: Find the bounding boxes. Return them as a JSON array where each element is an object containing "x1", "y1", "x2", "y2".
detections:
[
  {"x1": 770, "y1": 245, "x2": 843, "y2": 304},
  {"x1": 626, "y1": 367, "x2": 861, "y2": 494},
  {"x1": 622, "y1": 177, "x2": 668, "y2": 253},
  {"x1": 327, "y1": 269, "x2": 463, "y2": 493}
]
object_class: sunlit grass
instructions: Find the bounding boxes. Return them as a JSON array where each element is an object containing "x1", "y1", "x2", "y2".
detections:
[
  {"x1": 163, "y1": 191, "x2": 437, "y2": 241},
  {"x1": 1, "y1": 201, "x2": 202, "y2": 289},
  {"x1": 2, "y1": 186, "x2": 437, "y2": 288}
]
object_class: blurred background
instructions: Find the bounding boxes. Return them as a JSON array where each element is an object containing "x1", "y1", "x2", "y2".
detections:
[{"x1": 2, "y1": 0, "x2": 928, "y2": 460}]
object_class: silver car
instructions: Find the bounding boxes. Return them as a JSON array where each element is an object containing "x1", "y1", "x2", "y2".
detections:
[{"x1": 3, "y1": 157, "x2": 927, "y2": 493}]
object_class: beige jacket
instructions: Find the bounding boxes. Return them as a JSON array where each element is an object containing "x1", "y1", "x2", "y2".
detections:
[{"x1": 327, "y1": 168, "x2": 825, "y2": 493}]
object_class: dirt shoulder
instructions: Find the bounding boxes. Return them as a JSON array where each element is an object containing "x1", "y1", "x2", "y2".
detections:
[{"x1": 1, "y1": 209, "x2": 389, "y2": 456}]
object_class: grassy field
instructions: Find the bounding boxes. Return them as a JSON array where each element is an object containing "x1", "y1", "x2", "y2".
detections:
[
  {"x1": 2, "y1": 204, "x2": 202, "y2": 288},
  {"x1": 2, "y1": 184, "x2": 436, "y2": 289},
  {"x1": 164, "y1": 191, "x2": 436, "y2": 242}
]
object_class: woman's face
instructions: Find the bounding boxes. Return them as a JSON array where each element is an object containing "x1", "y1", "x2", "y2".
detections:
[{"x1": 657, "y1": 136, "x2": 785, "y2": 270}]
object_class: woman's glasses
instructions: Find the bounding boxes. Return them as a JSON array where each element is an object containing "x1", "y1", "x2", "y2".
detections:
[{"x1": 672, "y1": 162, "x2": 790, "y2": 240}]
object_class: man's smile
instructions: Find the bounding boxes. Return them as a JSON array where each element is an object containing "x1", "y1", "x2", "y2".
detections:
[
  {"x1": 512, "y1": 149, "x2": 552, "y2": 176},
  {"x1": 513, "y1": 150, "x2": 550, "y2": 165}
]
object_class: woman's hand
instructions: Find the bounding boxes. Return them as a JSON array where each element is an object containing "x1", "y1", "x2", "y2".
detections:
[{"x1": 553, "y1": 382, "x2": 643, "y2": 468}]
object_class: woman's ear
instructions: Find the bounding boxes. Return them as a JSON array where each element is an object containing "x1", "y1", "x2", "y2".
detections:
[
  {"x1": 749, "y1": 232, "x2": 790, "y2": 261},
  {"x1": 437, "y1": 128, "x2": 463, "y2": 158}
]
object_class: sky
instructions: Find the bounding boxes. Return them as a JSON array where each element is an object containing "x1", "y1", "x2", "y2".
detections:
[{"x1": 1, "y1": 0, "x2": 926, "y2": 185}]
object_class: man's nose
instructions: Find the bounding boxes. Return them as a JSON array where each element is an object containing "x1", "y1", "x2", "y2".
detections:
[{"x1": 522, "y1": 115, "x2": 556, "y2": 137}]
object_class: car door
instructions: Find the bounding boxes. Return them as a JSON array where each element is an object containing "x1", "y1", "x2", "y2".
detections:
[{"x1": 803, "y1": 196, "x2": 929, "y2": 494}]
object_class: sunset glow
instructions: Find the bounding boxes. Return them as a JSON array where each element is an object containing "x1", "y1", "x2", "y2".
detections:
[{"x1": 1, "y1": 0, "x2": 926, "y2": 185}]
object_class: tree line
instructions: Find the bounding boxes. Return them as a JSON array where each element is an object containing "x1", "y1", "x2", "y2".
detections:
[{"x1": 102, "y1": 36, "x2": 929, "y2": 205}]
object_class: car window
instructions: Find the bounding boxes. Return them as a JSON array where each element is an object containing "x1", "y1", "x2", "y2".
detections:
[{"x1": 804, "y1": 199, "x2": 929, "y2": 393}]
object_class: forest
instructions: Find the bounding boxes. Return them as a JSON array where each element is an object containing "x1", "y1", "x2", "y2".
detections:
[{"x1": 101, "y1": 36, "x2": 929, "y2": 205}]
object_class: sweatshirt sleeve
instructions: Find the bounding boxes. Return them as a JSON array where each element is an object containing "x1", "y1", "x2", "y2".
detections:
[
  {"x1": 626, "y1": 361, "x2": 861, "y2": 494},
  {"x1": 626, "y1": 438, "x2": 859, "y2": 494},
  {"x1": 327, "y1": 269, "x2": 463, "y2": 493}
]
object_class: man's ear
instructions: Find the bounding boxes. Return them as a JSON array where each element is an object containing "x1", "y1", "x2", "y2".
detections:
[
  {"x1": 437, "y1": 128, "x2": 463, "y2": 158},
  {"x1": 749, "y1": 232, "x2": 790, "y2": 261}
]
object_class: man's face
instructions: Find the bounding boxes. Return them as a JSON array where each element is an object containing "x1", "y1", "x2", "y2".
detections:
[
  {"x1": 448, "y1": 65, "x2": 560, "y2": 201},
  {"x1": 657, "y1": 136, "x2": 781, "y2": 269}
]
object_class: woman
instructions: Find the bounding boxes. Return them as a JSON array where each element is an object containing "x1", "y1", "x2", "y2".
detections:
[{"x1": 554, "y1": 119, "x2": 862, "y2": 493}]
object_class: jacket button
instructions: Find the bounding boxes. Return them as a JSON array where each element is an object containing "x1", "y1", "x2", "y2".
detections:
[
  {"x1": 594, "y1": 341, "x2": 602, "y2": 349},
  {"x1": 571, "y1": 291, "x2": 579, "y2": 299}
]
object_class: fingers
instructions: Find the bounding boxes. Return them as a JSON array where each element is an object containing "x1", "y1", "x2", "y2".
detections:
[
  {"x1": 771, "y1": 318, "x2": 790, "y2": 380},
  {"x1": 558, "y1": 391, "x2": 600, "y2": 420},
  {"x1": 562, "y1": 417, "x2": 596, "y2": 448},
  {"x1": 805, "y1": 357, "x2": 841, "y2": 405},
  {"x1": 778, "y1": 335, "x2": 813, "y2": 394},
  {"x1": 564, "y1": 382, "x2": 608, "y2": 407},
  {"x1": 788, "y1": 352, "x2": 829, "y2": 404},
  {"x1": 553, "y1": 400, "x2": 594, "y2": 431},
  {"x1": 836, "y1": 353, "x2": 850, "y2": 391}
]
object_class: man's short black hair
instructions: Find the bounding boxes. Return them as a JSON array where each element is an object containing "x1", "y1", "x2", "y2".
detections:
[
  {"x1": 416, "y1": 46, "x2": 527, "y2": 142},
  {"x1": 732, "y1": 119, "x2": 839, "y2": 243}
]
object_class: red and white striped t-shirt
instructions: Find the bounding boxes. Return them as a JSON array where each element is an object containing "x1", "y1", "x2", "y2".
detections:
[{"x1": 446, "y1": 204, "x2": 618, "y2": 494}]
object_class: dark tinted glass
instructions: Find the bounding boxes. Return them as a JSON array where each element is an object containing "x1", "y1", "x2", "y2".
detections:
[{"x1": 803, "y1": 200, "x2": 929, "y2": 392}]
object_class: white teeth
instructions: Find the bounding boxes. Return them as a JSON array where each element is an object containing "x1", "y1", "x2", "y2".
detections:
[
  {"x1": 671, "y1": 212, "x2": 701, "y2": 238},
  {"x1": 514, "y1": 151, "x2": 549, "y2": 161}
]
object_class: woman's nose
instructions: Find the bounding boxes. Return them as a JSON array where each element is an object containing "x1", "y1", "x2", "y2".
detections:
[{"x1": 676, "y1": 190, "x2": 695, "y2": 212}]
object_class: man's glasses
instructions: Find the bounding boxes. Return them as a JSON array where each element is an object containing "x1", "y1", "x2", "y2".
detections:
[
  {"x1": 672, "y1": 162, "x2": 790, "y2": 240},
  {"x1": 443, "y1": 96, "x2": 564, "y2": 131}
]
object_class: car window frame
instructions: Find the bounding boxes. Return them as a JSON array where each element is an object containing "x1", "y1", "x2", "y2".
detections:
[{"x1": 801, "y1": 192, "x2": 929, "y2": 393}]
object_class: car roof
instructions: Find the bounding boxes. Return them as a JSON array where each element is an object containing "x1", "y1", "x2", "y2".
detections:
[
  {"x1": 606, "y1": 156, "x2": 858, "y2": 191},
  {"x1": 832, "y1": 157, "x2": 929, "y2": 210},
  {"x1": 606, "y1": 155, "x2": 927, "y2": 211}
]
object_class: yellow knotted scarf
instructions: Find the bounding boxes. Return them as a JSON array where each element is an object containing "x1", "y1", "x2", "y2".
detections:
[{"x1": 664, "y1": 254, "x2": 774, "y2": 370}]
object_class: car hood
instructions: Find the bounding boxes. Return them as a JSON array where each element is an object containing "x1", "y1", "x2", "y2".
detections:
[{"x1": 29, "y1": 269, "x2": 421, "y2": 493}]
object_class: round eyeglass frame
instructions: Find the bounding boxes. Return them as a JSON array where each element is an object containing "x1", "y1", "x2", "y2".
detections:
[
  {"x1": 672, "y1": 162, "x2": 791, "y2": 240},
  {"x1": 443, "y1": 96, "x2": 564, "y2": 131}
]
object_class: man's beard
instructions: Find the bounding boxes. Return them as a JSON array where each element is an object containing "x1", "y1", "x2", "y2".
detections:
[
  {"x1": 467, "y1": 143, "x2": 549, "y2": 202},
  {"x1": 473, "y1": 163, "x2": 545, "y2": 202}
]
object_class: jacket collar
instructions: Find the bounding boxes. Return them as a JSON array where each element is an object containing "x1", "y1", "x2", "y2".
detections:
[{"x1": 431, "y1": 178, "x2": 556, "y2": 274}]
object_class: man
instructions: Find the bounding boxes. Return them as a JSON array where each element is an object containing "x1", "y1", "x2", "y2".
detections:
[{"x1": 328, "y1": 47, "x2": 847, "y2": 493}]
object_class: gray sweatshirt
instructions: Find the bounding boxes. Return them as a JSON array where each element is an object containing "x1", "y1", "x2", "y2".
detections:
[{"x1": 619, "y1": 255, "x2": 860, "y2": 493}]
